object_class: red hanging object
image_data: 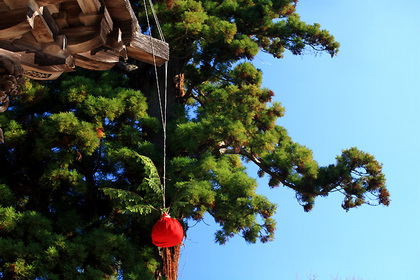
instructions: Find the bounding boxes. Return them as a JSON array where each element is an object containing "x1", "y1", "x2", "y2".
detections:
[{"x1": 151, "y1": 213, "x2": 183, "y2": 248}]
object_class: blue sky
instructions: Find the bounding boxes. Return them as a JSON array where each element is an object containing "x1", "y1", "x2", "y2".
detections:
[{"x1": 179, "y1": 1, "x2": 420, "y2": 279}]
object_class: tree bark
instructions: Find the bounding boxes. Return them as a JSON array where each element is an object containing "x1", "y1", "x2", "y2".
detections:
[{"x1": 155, "y1": 243, "x2": 182, "y2": 280}]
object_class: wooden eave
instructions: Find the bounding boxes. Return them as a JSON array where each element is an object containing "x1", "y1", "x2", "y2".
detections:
[{"x1": 0, "y1": 0, "x2": 169, "y2": 80}]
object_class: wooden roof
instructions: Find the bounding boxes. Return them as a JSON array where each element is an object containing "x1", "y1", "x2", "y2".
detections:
[{"x1": 0, "y1": 0, "x2": 169, "y2": 80}]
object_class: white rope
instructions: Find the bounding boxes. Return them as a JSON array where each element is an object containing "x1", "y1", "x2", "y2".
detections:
[
  {"x1": 147, "y1": 0, "x2": 166, "y2": 42},
  {"x1": 143, "y1": 0, "x2": 169, "y2": 209}
]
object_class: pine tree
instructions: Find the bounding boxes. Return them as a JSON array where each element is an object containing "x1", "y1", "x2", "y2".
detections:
[
  {"x1": 0, "y1": 0, "x2": 390, "y2": 279},
  {"x1": 0, "y1": 73, "x2": 162, "y2": 279}
]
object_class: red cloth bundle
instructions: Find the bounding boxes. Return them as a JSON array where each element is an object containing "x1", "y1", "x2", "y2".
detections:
[{"x1": 151, "y1": 213, "x2": 183, "y2": 247}]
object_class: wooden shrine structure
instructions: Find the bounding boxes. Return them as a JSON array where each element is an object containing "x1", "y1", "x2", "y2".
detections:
[{"x1": 0, "y1": 0, "x2": 169, "y2": 80}]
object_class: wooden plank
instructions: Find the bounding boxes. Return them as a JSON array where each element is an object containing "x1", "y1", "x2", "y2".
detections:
[
  {"x1": 27, "y1": 0, "x2": 58, "y2": 43},
  {"x1": 74, "y1": 49, "x2": 119, "y2": 70},
  {"x1": 41, "y1": 6, "x2": 60, "y2": 35},
  {"x1": 2, "y1": 32, "x2": 42, "y2": 54},
  {"x1": 28, "y1": 10, "x2": 55, "y2": 43},
  {"x1": 46, "y1": 4, "x2": 60, "y2": 14},
  {"x1": 37, "y1": 0, "x2": 75, "y2": 5},
  {"x1": 0, "y1": 8, "x2": 27, "y2": 29},
  {"x1": 3, "y1": 0, "x2": 27, "y2": 9},
  {"x1": 27, "y1": 0, "x2": 39, "y2": 13},
  {"x1": 106, "y1": 28, "x2": 127, "y2": 58},
  {"x1": 41, "y1": 35, "x2": 72, "y2": 59},
  {"x1": 79, "y1": 5, "x2": 112, "y2": 28},
  {"x1": 127, "y1": 31, "x2": 169, "y2": 66},
  {"x1": 63, "y1": 17, "x2": 110, "y2": 54},
  {"x1": 61, "y1": 1, "x2": 82, "y2": 26},
  {"x1": 0, "y1": 21, "x2": 31, "y2": 40},
  {"x1": 0, "y1": 41, "x2": 74, "y2": 78},
  {"x1": 103, "y1": 0, "x2": 135, "y2": 22},
  {"x1": 0, "y1": 49, "x2": 22, "y2": 65},
  {"x1": 103, "y1": 6, "x2": 113, "y2": 30},
  {"x1": 77, "y1": 0, "x2": 101, "y2": 13},
  {"x1": 79, "y1": 12, "x2": 102, "y2": 26},
  {"x1": 0, "y1": 1, "x2": 10, "y2": 12},
  {"x1": 53, "y1": 11, "x2": 70, "y2": 29},
  {"x1": 103, "y1": 0, "x2": 140, "y2": 46}
]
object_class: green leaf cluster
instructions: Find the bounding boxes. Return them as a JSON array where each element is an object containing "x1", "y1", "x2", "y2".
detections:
[{"x1": 0, "y1": 72, "x2": 160, "y2": 279}]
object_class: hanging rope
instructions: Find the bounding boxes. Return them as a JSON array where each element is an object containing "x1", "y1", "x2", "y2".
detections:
[{"x1": 143, "y1": 0, "x2": 169, "y2": 209}]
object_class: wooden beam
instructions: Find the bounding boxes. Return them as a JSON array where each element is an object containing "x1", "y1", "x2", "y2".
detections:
[
  {"x1": 0, "y1": 8, "x2": 27, "y2": 29},
  {"x1": 41, "y1": 35, "x2": 72, "y2": 59},
  {"x1": 127, "y1": 31, "x2": 169, "y2": 66},
  {"x1": 27, "y1": 0, "x2": 60, "y2": 43},
  {"x1": 0, "y1": 41, "x2": 74, "y2": 80},
  {"x1": 53, "y1": 11, "x2": 70, "y2": 29},
  {"x1": 0, "y1": 21, "x2": 31, "y2": 40},
  {"x1": 106, "y1": 28, "x2": 127, "y2": 58},
  {"x1": 61, "y1": 1, "x2": 82, "y2": 26},
  {"x1": 74, "y1": 49, "x2": 119, "y2": 70},
  {"x1": 79, "y1": 6, "x2": 112, "y2": 28},
  {"x1": 46, "y1": 4, "x2": 60, "y2": 14},
  {"x1": 0, "y1": 49, "x2": 22, "y2": 65},
  {"x1": 41, "y1": 6, "x2": 60, "y2": 35},
  {"x1": 63, "y1": 17, "x2": 110, "y2": 54},
  {"x1": 3, "y1": 0, "x2": 27, "y2": 9},
  {"x1": 78, "y1": 12, "x2": 102, "y2": 26},
  {"x1": 77, "y1": 0, "x2": 101, "y2": 14},
  {"x1": 37, "y1": 0, "x2": 75, "y2": 5},
  {"x1": 0, "y1": 2, "x2": 10, "y2": 12},
  {"x1": 103, "y1": 0, "x2": 136, "y2": 22},
  {"x1": 28, "y1": 10, "x2": 55, "y2": 43}
]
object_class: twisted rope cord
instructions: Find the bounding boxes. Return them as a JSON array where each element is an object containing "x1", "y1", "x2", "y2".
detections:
[{"x1": 143, "y1": 0, "x2": 168, "y2": 209}]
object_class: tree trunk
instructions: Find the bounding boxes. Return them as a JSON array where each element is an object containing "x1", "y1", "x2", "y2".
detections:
[
  {"x1": 124, "y1": 57, "x2": 186, "y2": 280},
  {"x1": 128, "y1": 57, "x2": 186, "y2": 123},
  {"x1": 155, "y1": 243, "x2": 182, "y2": 280}
]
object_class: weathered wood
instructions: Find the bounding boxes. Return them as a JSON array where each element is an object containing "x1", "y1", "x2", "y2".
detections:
[
  {"x1": 41, "y1": 6, "x2": 60, "y2": 34},
  {"x1": 27, "y1": 4, "x2": 62, "y2": 44},
  {"x1": 3, "y1": 0, "x2": 28, "y2": 9},
  {"x1": 46, "y1": 4, "x2": 60, "y2": 14},
  {"x1": 42, "y1": 35, "x2": 72, "y2": 59},
  {"x1": 0, "y1": 8, "x2": 27, "y2": 29},
  {"x1": 106, "y1": 28, "x2": 127, "y2": 58},
  {"x1": 63, "y1": 17, "x2": 110, "y2": 53},
  {"x1": 37, "y1": 0, "x2": 75, "y2": 5},
  {"x1": 24, "y1": 67, "x2": 64, "y2": 80},
  {"x1": 79, "y1": 6, "x2": 112, "y2": 29},
  {"x1": 0, "y1": 0, "x2": 169, "y2": 80},
  {"x1": 74, "y1": 49, "x2": 119, "y2": 70},
  {"x1": 103, "y1": 0, "x2": 135, "y2": 22},
  {"x1": 61, "y1": 1, "x2": 82, "y2": 26},
  {"x1": 0, "y1": 43, "x2": 72, "y2": 80},
  {"x1": 0, "y1": 21, "x2": 31, "y2": 40},
  {"x1": 127, "y1": 31, "x2": 169, "y2": 66},
  {"x1": 103, "y1": 0, "x2": 141, "y2": 44},
  {"x1": 0, "y1": 38, "x2": 74, "y2": 69},
  {"x1": 77, "y1": 0, "x2": 101, "y2": 14},
  {"x1": 0, "y1": 49, "x2": 22, "y2": 65},
  {"x1": 28, "y1": 11, "x2": 55, "y2": 43},
  {"x1": 79, "y1": 12, "x2": 101, "y2": 26},
  {"x1": 0, "y1": 1, "x2": 10, "y2": 12},
  {"x1": 52, "y1": 11, "x2": 70, "y2": 29}
]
